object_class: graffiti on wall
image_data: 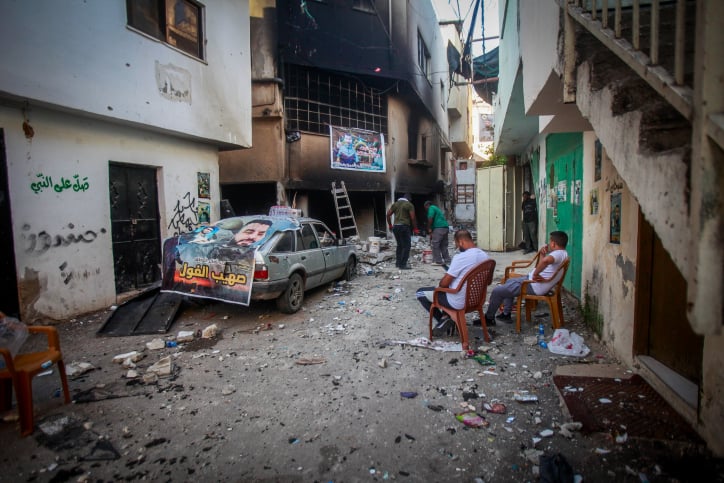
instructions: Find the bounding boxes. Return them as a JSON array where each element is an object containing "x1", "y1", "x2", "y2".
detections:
[
  {"x1": 22, "y1": 223, "x2": 107, "y2": 254},
  {"x1": 30, "y1": 173, "x2": 90, "y2": 194},
  {"x1": 168, "y1": 192, "x2": 198, "y2": 236}
]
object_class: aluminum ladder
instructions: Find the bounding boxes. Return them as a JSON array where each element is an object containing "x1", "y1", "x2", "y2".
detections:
[{"x1": 331, "y1": 181, "x2": 358, "y2": 240}]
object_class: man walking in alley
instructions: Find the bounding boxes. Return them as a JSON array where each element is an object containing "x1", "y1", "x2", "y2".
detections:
[
  {"x1": 387, "y1": 193, "x2": 419, "y2": 269},
  {"x1": 485, "y1": 231, "x2": 568, "y2": 325},
  {"x1": 522, "y1": 191, "x2": 538, "y2": 254},
  {"x1": 416, "y1": 229, "x2": 489, "y2": 335},
  {"x1": 424, "y1": 200, "x2": 451, "y2": 266}
]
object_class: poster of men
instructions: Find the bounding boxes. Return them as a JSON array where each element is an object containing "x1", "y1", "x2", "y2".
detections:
[{"x1": 330, "y1": 126, "x2": 385, "y2": 172}]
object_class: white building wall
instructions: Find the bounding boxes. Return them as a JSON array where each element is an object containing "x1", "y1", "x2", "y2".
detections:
[
  {"x1": 493, "y1": 0, "x2": 521, "y2": 145},
  {"x1": 519, "y1": 0, "x2": 560, "y2": 113},
  {"x1": 3, "y1": 105, "x2": 219, "y2": 321},
  {"x1": 0, "y1": 0, "x2": 251, "y2": 148}
]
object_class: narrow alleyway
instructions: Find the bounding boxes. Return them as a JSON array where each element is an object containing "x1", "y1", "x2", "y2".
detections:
[{"x1": 1, "y1": 246, "x2": 721, "y2": 482}]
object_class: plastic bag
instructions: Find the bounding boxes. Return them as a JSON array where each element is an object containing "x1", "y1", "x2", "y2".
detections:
[
  {"x1": 547, "y1": 328, "x2": 590, "y2": 357},
  {"x1": 0, "y1": 315, "x2": 29, "y2": 369}
]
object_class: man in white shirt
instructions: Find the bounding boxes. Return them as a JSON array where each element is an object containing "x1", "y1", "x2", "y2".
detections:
[
  {"x1": 485, "y1": 231, "x2": 569, "y2": 326},
  {"x1": 416, "y1": 230, "x2": 489, "y2": 335}
]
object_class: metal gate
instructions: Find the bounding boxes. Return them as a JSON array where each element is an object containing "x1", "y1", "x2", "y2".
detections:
[{"x1": 109, "y1": 163, "x2": 161, "y2": 294}]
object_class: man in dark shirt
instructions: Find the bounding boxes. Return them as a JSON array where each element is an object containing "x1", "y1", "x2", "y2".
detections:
[{"x1": 521, "y1": 191, "x2": 538, "y2": 254}]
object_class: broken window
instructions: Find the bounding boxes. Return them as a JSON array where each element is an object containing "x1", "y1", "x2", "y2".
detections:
[
  {"x1": 284, "y1": 64, "x2": 388, "y2": 136},
  {"x1": 127, "y1": 0, "x2": 204, "y2": 60},
  {"x1": 417, "y1": 31, "x2": 430, "y2": 81},
  {"x1": 456, "y1": 184, "x2": 475, "y2": 204}
]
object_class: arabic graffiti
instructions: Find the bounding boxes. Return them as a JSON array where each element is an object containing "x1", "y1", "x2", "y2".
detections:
[
  {"x1": 22, "y1": 223, "x2": 107, "y2": 254},
  {"x1": 30, "y1": 173, "x2": 90, "y2": 194},
  {"x1": 178, "y1": 262, "x2": 247, "y2": 287},
  {"x1": 168, "y1": 192, "x2": 198, "y2": 236}
]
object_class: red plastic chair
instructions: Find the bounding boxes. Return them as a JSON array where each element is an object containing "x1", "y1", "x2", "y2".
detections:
[
  {"x1": 428, "y1": 259, "x2": 497, "y2": 349},
  {"x1": 0, "y1": 326, "x2": 71, "y2": 436}
]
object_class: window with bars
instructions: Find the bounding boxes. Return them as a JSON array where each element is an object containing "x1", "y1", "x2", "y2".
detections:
[
  {"x1": 456, "y1": 184, "x2": 475, "y2": 204},
  {"x1": 127, "y1": 0, "x2": 204, "y2": 59},
  {"x1": 284, "y1": 65, "x2": 388, "y2": 135}
]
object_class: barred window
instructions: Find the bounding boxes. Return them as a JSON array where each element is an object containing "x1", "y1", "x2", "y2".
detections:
[
  {"x1": 456, "y1": 184, "x2": 475, "y2": 204},
  {"x1": 284, "y1": 64, "x2": 388, "y2": 136}
]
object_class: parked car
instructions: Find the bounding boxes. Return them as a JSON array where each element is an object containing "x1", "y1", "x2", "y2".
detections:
[{"x1": 161, "y1": 215, "x2": 356, "y2": 313}]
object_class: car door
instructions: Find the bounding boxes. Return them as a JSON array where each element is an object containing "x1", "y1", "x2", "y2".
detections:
[
  {"x1": 298, "y1": 222, "x2": 326, "y2": 288},
  {"x1": 313, "y1": 222, "x2": 345, "y2": 283}
]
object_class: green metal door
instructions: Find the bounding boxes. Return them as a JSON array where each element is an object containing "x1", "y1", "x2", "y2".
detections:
[{"x1": 545, "y1": 133, "x2": 583, "y2": 298}]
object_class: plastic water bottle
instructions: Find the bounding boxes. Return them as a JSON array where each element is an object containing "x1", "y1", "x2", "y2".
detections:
[{"x1": 537, "y1": 324, "x2": 548, "y2": 349}]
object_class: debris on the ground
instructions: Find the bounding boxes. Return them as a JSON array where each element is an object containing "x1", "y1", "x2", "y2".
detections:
[
  {"x1": 400, "y1": 391, "x2": 417, "y2": 399},
  {"x1": 513, "y1": 390, "x2": 539, "y2": 403},
  {"x1": 65, "y1": 361, "x2": 95, "y2": 378},
  {"x1": 559, "y1": 422, "x2": 583, "y2": 438},
  {"x1": 177, "y1": 330, "x2": 195, "y2": 342},
  {"x1": 146, "y1": 338, "x2": 165, "y2": 350},
  {"x1": 455, "y1": 411, "x2": 489, "y2": 428},
  {"x1": 202, "y1": 323, "x2": 219, "y2": 339},
  {"x1": 483, "y1": 402, "x2": 507, "y2": 414},
  {"x1": 146, "y1": 356, "x2": 172, "y2": 377},
  {"x1": 296, "y1": 357, "x2": 326, "y2": 365},
  {"x1": 112, "y1": 351, "x2": 143, "y2": 364}
]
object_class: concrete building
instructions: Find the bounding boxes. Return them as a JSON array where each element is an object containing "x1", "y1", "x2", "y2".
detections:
[
  {"x1": 493, "y1": 0, "x2": 723, "y2": 455},
  {"x1": 220, "y1": 0, "x2": 473, "y2": 239},
  {"x1": 0, "y1": 0, "x2": 252, "y2": 321}
]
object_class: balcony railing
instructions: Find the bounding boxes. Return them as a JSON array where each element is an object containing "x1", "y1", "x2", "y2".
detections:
[{"x1": 563, "y1": 0, "x2": 694, "y2": 121}]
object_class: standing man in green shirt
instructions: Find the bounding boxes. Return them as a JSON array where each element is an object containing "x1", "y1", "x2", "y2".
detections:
[
  {"x1": 424, "y1": 201, "x2": 451, "y2": 266},
  {"x1": 386, "y1": 193, "x2": 419, "y2": 269}
]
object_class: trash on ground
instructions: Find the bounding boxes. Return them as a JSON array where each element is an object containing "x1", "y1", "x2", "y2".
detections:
[
  {"x1": 599, "y1": 398, "x2": 612, "y2": 404},
  {"x1": 384, "y1": 337, "x2": 462, "y2": 352},
  {"x1": 470, "y1": 353, "x2": 496, "y2": 366},
  {"x1": 177, "y1": 330, "x2": 195, "y2": 342},
  {"x1": 146, "y1": 338, "x2": 166, "y2": 350},
  {"x1": 146, "y1": 356, "x2": 172, "y2": 377},
  {"x1": 295, "y1": 357, "x2": 326, "y2": 365},
  {"x1": 483, "y1": 402, "x2": 507, "y2": 414},
  {"x1": 559, "y1": 422, "x2": 583, "y2": 438},
  {"x1": 65, "y1": 361, "x2": 95, "y2": 378},
  {"x1": 455, "y1": 411, "x2": 489, "y2": 428},
  {"x1": 400, "y1": 391, "x2": 418, "y2": 399},
  {"x1": 539, "y1": 453, "x2": 574, "y2": 483},
  {"x1": 540, "y1": 429, "x2": 555, "y2": 438},
  {"x1": 513, "y1": 391, "x2": 539, "y2": 403},
  {"x1": 547, "y1": 329, "x2": 591, "y2": 357}
]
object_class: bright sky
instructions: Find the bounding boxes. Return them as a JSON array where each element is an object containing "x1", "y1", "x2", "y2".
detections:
[{"x1": 433, "y1": 0, "x2": 499, "y2": 56}]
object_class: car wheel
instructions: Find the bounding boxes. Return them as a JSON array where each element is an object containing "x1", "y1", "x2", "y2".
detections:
[
  {"x1": 276, "y1": 272, "x2": 304, "y2": 313},
  {"x1": 342, "y1": 256, "x2": 356, "y2": 281}
]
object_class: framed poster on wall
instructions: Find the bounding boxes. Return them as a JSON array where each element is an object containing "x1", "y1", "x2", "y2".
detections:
[
  {"x1": 329, "y1": 126, "x2": 385, "y2": 172},
  {"x1": 610, "y1": 192, "x2": 621, "y2": 244}
]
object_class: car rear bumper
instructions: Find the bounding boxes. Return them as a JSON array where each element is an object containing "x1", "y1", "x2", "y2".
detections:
[{"x1": 251, "y1": 279, "x2": 289, "y2": 300}]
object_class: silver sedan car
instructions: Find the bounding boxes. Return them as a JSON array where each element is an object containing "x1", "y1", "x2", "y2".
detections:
[{"x1": 162, "y1": 216, "x2": 357, "y2": 313}]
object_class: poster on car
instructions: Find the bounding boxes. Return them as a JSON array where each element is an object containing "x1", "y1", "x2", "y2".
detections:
[
  {"x1": 161, "y1": 216, "x2": 296, "y2": 306},
  {"x1": 329, "y1": 126, "x2": 385, "y2": 172}
]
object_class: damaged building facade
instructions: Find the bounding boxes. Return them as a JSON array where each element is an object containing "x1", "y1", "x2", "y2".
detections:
[
  {"x1": 0, "y1": 1, "x2": 252, "y2": 320},
  {"x1": 220, "y1": 0, "x2": 473, "y2": 238},
  {"x1": 493, "y1": 0, "x2": 723, "y2": 455}
]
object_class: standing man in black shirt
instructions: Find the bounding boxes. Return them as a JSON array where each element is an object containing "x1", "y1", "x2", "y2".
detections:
[{"x1": 522, "y1": 191, "x2": 538, "y2": 254}]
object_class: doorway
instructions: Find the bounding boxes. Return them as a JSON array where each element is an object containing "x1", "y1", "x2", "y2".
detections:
[
  {"x1": 635, "y1": 213, "x2": 703, "y2": 386},
  {"x1": 108, "y1": 163, "x2": 161, "y2": 294},
  {"x1": 0, "y1": 130, "x2": 20, "y2": 316}
]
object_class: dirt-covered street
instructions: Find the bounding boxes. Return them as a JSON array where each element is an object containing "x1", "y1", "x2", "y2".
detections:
[{"x1": 1, "y1": 247, "x2": 721, "y2": 482}]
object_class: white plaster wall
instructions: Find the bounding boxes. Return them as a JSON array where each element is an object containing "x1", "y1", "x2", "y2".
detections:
[
  {"x1": 581, "y1": 132, "x2": 638, "y2": 365},
  {"x1": 2, "y1": 105, "x2": 218, "y2": 320},
  {"x1": 519, "y1": 0, "x2": 560, "y2": 112},
  {"x1": 493, "y1": 0, "x2": 521, "y2": 144},
  {"x1": 0, "y1": 0, "x2": 251, "y2": 148}
]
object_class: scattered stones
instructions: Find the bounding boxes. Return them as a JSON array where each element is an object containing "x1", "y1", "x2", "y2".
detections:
[
  {"x1": 112, "y1": 351, "x2": 143, "y2": 364},
  {"x1": 146, "y1": 356, "x2": 172, "y2": 377},
  {"x1": 146, "y1": 338, "x2": 166, "y2": 350},
  {"x1": 65, "y1": 361, "x2": 95, "y2": 378},
  {"x1": 177, "y1": 330, "x2": 195, "y2": 342},
  {"x1": 202, "y1": 324, "x2": 219, "y2": 339}
]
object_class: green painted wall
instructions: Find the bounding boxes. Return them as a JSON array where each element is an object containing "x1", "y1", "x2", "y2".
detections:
[{"x1": 545, "y1": 133, "x2": 583, "y2": 298}]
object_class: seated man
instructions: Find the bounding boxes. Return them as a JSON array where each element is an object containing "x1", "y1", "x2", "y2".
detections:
[
  {"x1": 484, "y1": 231, "x2": 569, "y2": 326},
  {"x1": 416, "y1": 230, "x2": 489, "y2": 336}
]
